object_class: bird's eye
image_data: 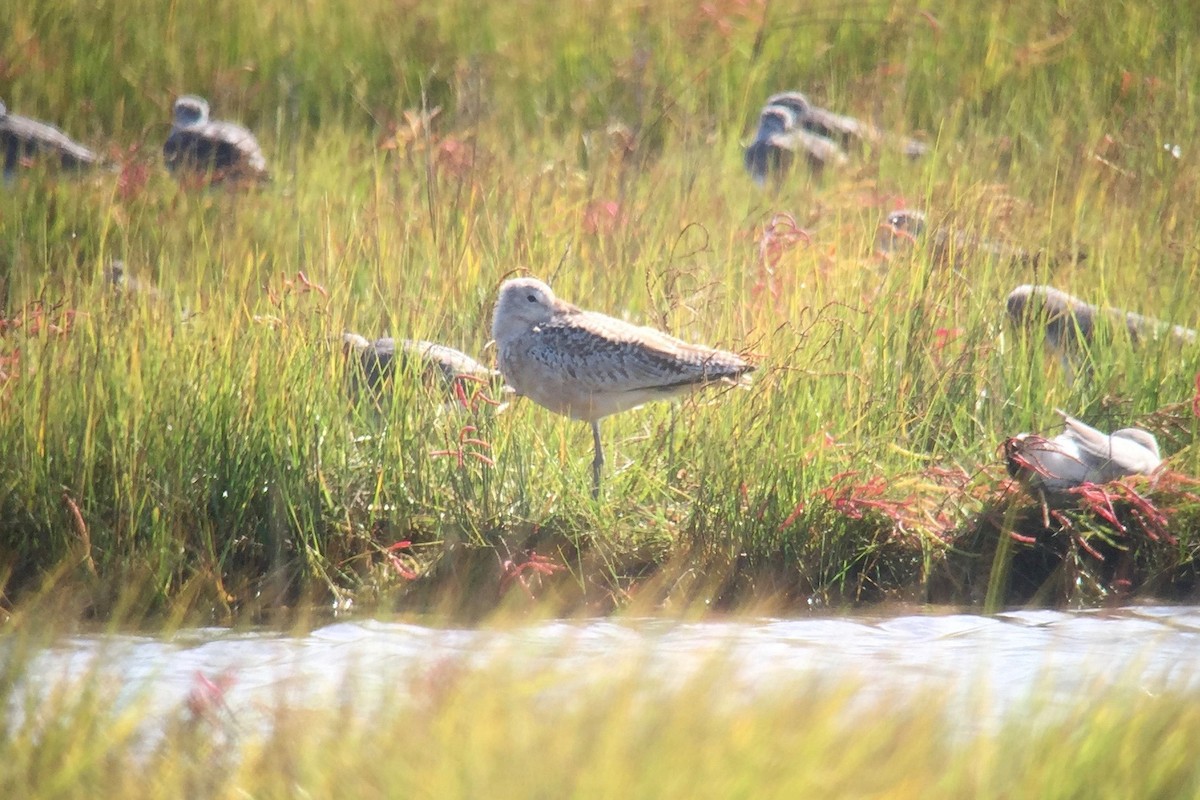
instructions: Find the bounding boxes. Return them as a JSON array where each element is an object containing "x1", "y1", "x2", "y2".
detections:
[{"x1": 526, "y1": 294, "x2": 537, "y2": 303}]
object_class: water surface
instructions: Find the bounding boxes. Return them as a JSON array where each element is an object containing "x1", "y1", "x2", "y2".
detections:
[{"x1": 13, "y1": 605, "x2": 1200, "y2": 739}]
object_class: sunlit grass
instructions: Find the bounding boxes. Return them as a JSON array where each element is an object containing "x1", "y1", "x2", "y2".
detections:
[{"x1": 1, "y1": 0, "x2": 1199, "y2": 616}]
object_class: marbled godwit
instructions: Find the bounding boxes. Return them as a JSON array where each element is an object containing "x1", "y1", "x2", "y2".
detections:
[
  {"x1": 1004, "y1": 410, "x2": 1161, "y2": 499},
  {"x1": 873, "y1": 209, "x2": 928, "y2": 258},
  {"x1": 341, "y1": 333, "x2": 504, "y2": 405},
  {"x1": 163, "y1": 95, "x2": 269, "y2": 183},
  {"x1": 1006, "y1": 284, "x2": 1197, "y2": 351},
  {"x1": 0, "y1": 99, "x2": 100, "y2": 179},
  {"x1": 874, "y1": 210, "x2": 1084, "y2": 267},
  {"x1": 491, "y1": 277, "x2": 754, "y2": 497},
  {"x1": 104, "y1": 260, "x2": 198, "y2": 321},
  {"x1": 745, "y1": 91, "x2": 926, "y2": 184},
  {"x1": 105, "y1": 260, "x2": 166, "y2": 302}
]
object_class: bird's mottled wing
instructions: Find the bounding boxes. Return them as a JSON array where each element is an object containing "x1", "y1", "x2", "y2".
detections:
[
  {"x1": 767, "y1": 128, "x2": 849, "y2": 166},
  {"x1": 164, "y1": 122, "x2": 268, "y2": 178},
  {"x1": 1, "y1": 113, "x2": 99, "y2": 169},
  {"x1": 800, "y1": 106, "x2": 927, "y2": 159},
  {"x1": 358, "y1": 338, "x2": 496, "y2": 389},
  {"x1": 1006, "y1": 285, "x2": 1096, "y2": 348},
  {"x1": 523, "y1": 314, "x2": 750, "y2": 394},
  {"x1": 796, "y1": 105, "x2": 871, "y2": 144},
  {"x1": 402, "y1": 340, "x2": 494, "y2": 379},
  {"x1": 358, "y1": 338, "x2": 396, "y2": 386}
]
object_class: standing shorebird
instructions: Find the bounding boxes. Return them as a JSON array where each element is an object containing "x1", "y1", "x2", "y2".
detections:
[
  {"x1": 1, "y1": 99, "x2": 101, "y2": 179},
  {"x1": 492, "y1": 277, "x2": 755, "y2": 497},
  {"x1": 163, "y1": 95, "x2": 269, "y2": 183},
  {"x1": 1004, "y1": 410, "x2": 1162, "y2": 499},
  {"x1": 744, "y1": 99, "x2": 849, "y2": 182},
  {"x1": 744, "y1": 91, "x2": 927, "y2": 185}
]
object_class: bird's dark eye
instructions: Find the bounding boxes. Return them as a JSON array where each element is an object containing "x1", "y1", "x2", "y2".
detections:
[{"x1": 526, "y1": 294, "x2": 537, "y2": 303}]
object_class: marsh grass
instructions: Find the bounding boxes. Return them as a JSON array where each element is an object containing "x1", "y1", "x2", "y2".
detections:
[{"x1": 2, "y1": 0, "x2": 1200, "y2": 617}]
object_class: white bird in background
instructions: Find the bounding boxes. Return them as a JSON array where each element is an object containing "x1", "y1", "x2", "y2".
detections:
[
  {"x1": 491, "y1": 277, "x2": 755, "y2": 498},
  {"x1": 163, "y1": 95, "x2": 269, "y2": 183},
  {"x1": 1004, "y1": 410, "x2": 1162, "y2": 498},
  {"x1": 744, "y1": 91, "x2": 927, "y2": 185}
]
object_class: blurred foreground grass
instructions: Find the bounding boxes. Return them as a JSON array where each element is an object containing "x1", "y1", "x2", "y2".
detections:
[
  {"x1": 1, "y1": 0, "x2": 1200, "y2": 617},
  {"x1": 1, "y1": 613, "x2": 1198, "y2": 799}
]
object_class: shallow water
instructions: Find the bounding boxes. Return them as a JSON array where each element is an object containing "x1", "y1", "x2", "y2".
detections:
[{"x1": 11, "y1": 605, "x2": 1200, "y2": 740}]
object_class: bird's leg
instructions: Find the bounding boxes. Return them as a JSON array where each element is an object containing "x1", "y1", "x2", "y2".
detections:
[{"x1": 591, "y1": 421, "x2": 604, "y2": 499}]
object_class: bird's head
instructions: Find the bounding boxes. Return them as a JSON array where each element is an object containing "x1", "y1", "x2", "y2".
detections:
[
  {"x1": 493, "y1": 277, "x2": 560, "y2": 340},
  {"x1": 885, "y1": 209, "x2": 927, "y2": 239},
  {"x1": 764, "y1": 91, "x2": 812, "y2": 118},
  {"x1": 172, "y1": 95, "x2": 210, "y2": 127}
]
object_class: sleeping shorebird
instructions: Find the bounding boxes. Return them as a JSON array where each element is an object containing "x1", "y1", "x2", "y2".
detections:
[
  {"x1": 163, "y1": 95, "x2": 269, "y2": 183},
  {"x1": 1006, "y1": 284, "x2": 1198, "y2": 352},
  {"x1": 873, "y1": 209, "x2": 1080, "y2": 268},
  {"x1": 1004, "y1": 410, "x2": 1162, "y2": 499},
  {"x1": 491, "y1": 277, "x2": 755, "y2": 498},
  {"x1": 744, "y1": 91, "x2": 927, "y2": 184},
  {"x1": 341, "y1": 333, "x2": 504, "y2": 406},
  {"x1": 105, "y1": 260, "x2": 199, "y2": 321},
  {"x1": 1, "y1": 99, "x2": 101, "y2": 179},
  {"x1": 105, "y1": 260, "x2": 166, "y2": 302}
]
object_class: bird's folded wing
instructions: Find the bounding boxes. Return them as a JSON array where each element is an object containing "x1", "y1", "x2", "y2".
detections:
[
  {"x1": 768, "y1": 129, "x2": 849, "y2": 164},
  {"x1": 403, "y1": 340, "x2": 496, "y2": 378},
  {"x1": 525, "y1": 318, "x2": 747, "y2": 393},
  {"x1": 1058, "y1": 414, "x2": 1115, "y2": 461},
  {"x1": 801, "y1": 107, "x2": 927, "y2": 158},
  {"x1": 165, "y1": 124, "x2": 266, "y2": 173},
  {"x1": 2, "y1": 115, "x2": 98, "y2": 162},
  {"x1": 798, "y1": 106, "x2": 873, "y2": 142}
]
